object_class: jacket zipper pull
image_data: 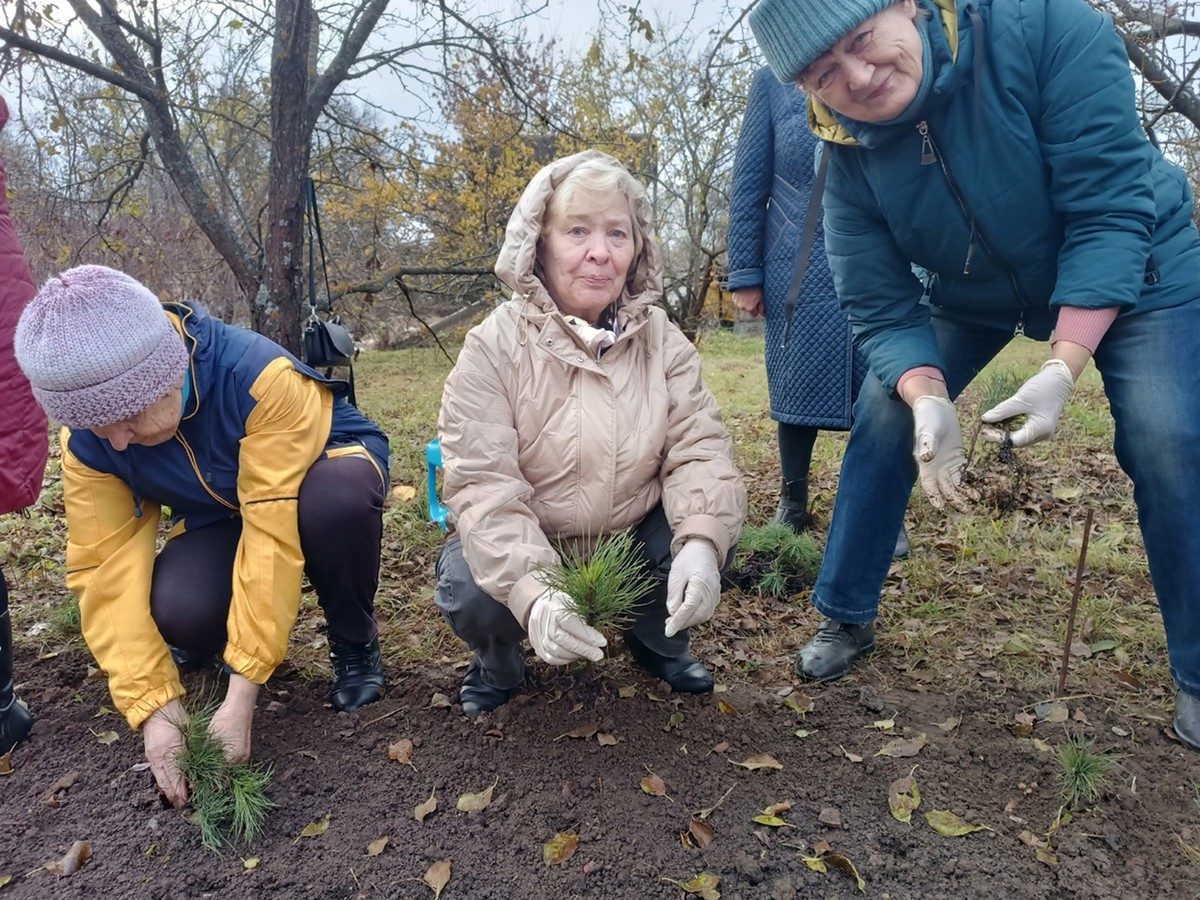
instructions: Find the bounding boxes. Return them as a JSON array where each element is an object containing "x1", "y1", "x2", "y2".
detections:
[
  {"x1": 1014, "y1": 314, "x2": 1026, "y2": 338},
  {"x1": 917, "y1": 121, "x2": 936, "y2": 165},
  {"x1": 964, "y1": 222, "x2": 977, "y2": 275}
]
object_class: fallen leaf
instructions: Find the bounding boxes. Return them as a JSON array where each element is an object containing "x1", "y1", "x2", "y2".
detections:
[
  {"x1": 0, "y1": 875, "x2": 10, "y2": 887},
  {"x1": 92, "y1": 706, "x2": 116, "y2": 718},
  {"x1": 640, "y1": 772, "x2": 668, "y2": 797},
  {"x1": 423, "y1": 859, "x2": 451, "y2": 899},
  {"x1": 802, "y1": 856, "x2": 827, "y2": 874},
  {"x1": 44, "y1": 840, "x2": 92, "y2": 877},
  {"x1": 414, "y1": 789, "x2": 438, "y2": 823},
  {"x1": 717, "y1": 699, "x2": 740, "y2": 717},
  {"x1": 1031, "y1": 738, "x2": 1053, "y2": 753},
  {"x1": 542, "y1": 832, "x2": 579, "y2": 865},
  {"x1": 925, "y1": 809, "x2": 992, "y2": 836},
  {"x1": 709, "y1": 741, "x2": 729, "y2": 754},
  {"x1": 618, "y1": 685, "x2": 637, "y2": 699},
  {"x1": 388, "y1": 738, "x2": 416, "y2": 768},
  {"x1": 1012, "y1": 712, "x2": 1036, "y2": 737},
  {"x1": 596, "y1": 732, "x2": 619, "y2": 746},
  {"x1": 685, "y1": 818, "x2": 714, "y2": 849},
  {"x1": 824, "y1": 853, "x2": 867, "y2": 893},
  {"x1": 870, "y1": 718, "x2": 896, "y2": 733},
  {"x1": 1115, "y1": 669, "x2": 1142, "y2": 689},
  {"x1": 295, "y1": 813, "x2": 331, "y2": 842},
  {"x1": 366, "y1": 837, "x2": 389, "y2": 857},
  {"x1": 763, "y1": 801, "x2": 792, "y2": 815},
  {"x1": 243, "y1": 857, "x2": 259, "y2": 870},
  {"x1": 793, "y1": 728, "x2": 818, "y2": 738},
  {"x1": 0, "y1": 753, "x2": 12, "y2": 776},
  {"x1": 935, "y1": 716, "x2": 961, "y2": 732},
  {"x1": 752, "y1": 814, "x2": 792, "y2": 827},
  {"x1": 92, "y1": 730, "x2": 120, "y2": 745},
  {"x1": 295, "y1": 749, "x2": 319, "y2": 761},
  {"x1": 429, "y1": 692, "x2": 452, "y2": 708},
  {"x1": 840, "y1": 745, "x2": 864, "y2": 763},
  {"x1": 1034, "y1": 700, "x2": 1069, "y2": 724},
  {"x1": 1112, "y1": 725, "x2": 1132, "y2": 738},
  {"x1": 888, "y1": 772, "x2": 921, "y2": 824},
  {"x1": 784, "y1": 693, "x2": 814, "y2": 715},
  {"x1": 1089, "y1": 639, "x2": 1118, "y2": 654},
  {"x1": 456, "y1": 776, "x2": 498, "y2": 813},
  {"x1": 664, "y1": 711, "x2": 685, "y2": 731},
  {"x1": 876, "y1": 733, "x2": 927, "y2": 758},
  {"x1": 390, "y1": 484, "x2": 417, "y2": 502},
  {"x1": 554, "y1": 723, "x2": 599, "y2": 741},
  {"x1": 662, "y1": 872, "x2": 720, "y2": 899},
  {"x1": 732, "y1": 753, "x2": 783, "y2": 771}
]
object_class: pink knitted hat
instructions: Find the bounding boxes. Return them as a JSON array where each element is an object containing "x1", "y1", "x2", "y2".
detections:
[{"x1": 14, "y1": 265, "x2": 189, "y2": 429}]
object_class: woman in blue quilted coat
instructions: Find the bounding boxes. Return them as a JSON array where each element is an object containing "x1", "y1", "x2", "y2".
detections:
[
  {"x1": 751, "y1": 0, "x2": 1200, "y2": 752},
  {"x1": 728, "y1": 69, "x2": 907, "y2": 556}
]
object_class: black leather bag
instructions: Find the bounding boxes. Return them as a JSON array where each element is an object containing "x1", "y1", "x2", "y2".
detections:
[{"x1": 303, "y1": 314, "x2": 356, "y2": 369}]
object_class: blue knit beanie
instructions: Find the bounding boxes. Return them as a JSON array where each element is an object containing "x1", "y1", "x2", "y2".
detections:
[{"x1": 750, "y1": 0, "x2": 895, "y2": 83}]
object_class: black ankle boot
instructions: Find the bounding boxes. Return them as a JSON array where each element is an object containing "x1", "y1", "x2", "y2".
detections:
[
  {"x1": 1, "y1": 605, "x2": 33, "y2": 754},
  {"x1": 771, "y1": 478, "x2": 810, "y2": 532},
  {"x1": 459, "y1": 659, "x2": 515, "y2": 717},
  {"x1": 329, "y1": 634, "x2": 386, "y2": 712},
  {"x1": 625, "y1": 632, "x2": 713, "y2": 694}
]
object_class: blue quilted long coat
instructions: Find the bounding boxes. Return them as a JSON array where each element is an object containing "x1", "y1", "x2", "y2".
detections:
[{"x1": 727, "y1": 68, "x2": 865, "y2": 428}]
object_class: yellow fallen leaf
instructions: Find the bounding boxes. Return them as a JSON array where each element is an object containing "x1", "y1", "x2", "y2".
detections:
[
  {"x1": 0, "y1": 753, "x2": 13, "y2": 776},
  {"x1": 875, "y1": 733, "x2": 927, "y2": 758},
  {"x1": 542, "y1": 832, "x2": 579, "y2": 865},
  {"x1": 0, "y1": 874, "x2": 10, "y2": 886},
  {"x1": 751, "y1": 814, "x2": 792, "y2": 827},
  {"x1": 925, "y1": 809, "x2": 992, "y2": 836},
  {"x1": 390, "y1": 484, "x2": 417, "y2": 502},
  {"x1": 414, "y1": 789, "x2": 438, "y2": 822},
  {"x1": 92, "y1": 730, "x2": 120, "y2": 745},
  {"x1": 803, "y1": 856, "x2": 827, "y2": 873},
  {"x1": 618, "y1": 685, "x2": 637, "y2": 698},
  {"x1": 870, "y1": 718, "x2": 896, "y2": 733},
  {"x1": 824, "y1": 853, "x2": 867, "y2": 894},
  {"x1": 596, "y1": 732, "x2": 619, "y2": 746},
  {"x1": 366, "y1": 837, "x2": 388, "y2": 857},
  {"x1": 717, "y1": 698, "x2": 740, "y2": 716},
  {"x1": 793, "y1": 728, "x2": 818, "y2": 739},
  {"x1": 424, "y1": 859, "x2": 451, "y2": 899},
  {"x1": 243, "y1": 857, "x2": 260, "y2": 870},
  {"x1": 888, "y1": 771, "x2": 921, "y2": 824},
  {"x1": 784, "y1": 693, "x2": 814, "y2": 715},
  {"x1": 388, "y1": 738, "x2": 416, "y2": 769},
  {"x1": 732, "y1": 753, "x2": 783, "y2": 771},
  {"x1": 456, "y1": 776, "x2": 498, "y2": 813},
  {"x1": 662, "y1": 872, "x2": 720, "y2": 899},
  {"x1": 1031, "y1": 738, "x2": 1053, "y2": 753},
  {"x1": 295, "y1": 812, "x2": 331, "y2": 842}
]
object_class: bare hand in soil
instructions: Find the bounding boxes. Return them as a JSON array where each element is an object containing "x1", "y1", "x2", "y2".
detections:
[
  {"x1": 143, "y1": 700, "x2": 188, "y2": 807},
  {"x1": 209, "y1": 673, "x2": 259, "y2": 765}
]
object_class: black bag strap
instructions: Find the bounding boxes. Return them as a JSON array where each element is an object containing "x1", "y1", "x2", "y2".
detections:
[
  {"x1": 780, "y1": 146, "x2": 830, "y2": 349},
  {"x1": 304, "y1": 176, "x2": 356, "y2": 406}
]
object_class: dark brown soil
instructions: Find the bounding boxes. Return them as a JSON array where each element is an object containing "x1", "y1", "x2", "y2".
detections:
[{"x1": 3, "y1": 634, "x2": 1199, "y2": 900}]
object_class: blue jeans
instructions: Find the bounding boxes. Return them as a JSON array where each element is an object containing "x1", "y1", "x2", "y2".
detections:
[{"x1": 812, "y1": 301, "x2": 1200, "y2": 697}]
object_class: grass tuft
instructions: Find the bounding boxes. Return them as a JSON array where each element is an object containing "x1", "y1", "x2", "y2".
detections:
[
  {"x1": 1056, "y1": 733, "x2": 1118, "y2": 808},
  {"x1": 537, "y1": 531, "x2": 656, "y2": 632}
]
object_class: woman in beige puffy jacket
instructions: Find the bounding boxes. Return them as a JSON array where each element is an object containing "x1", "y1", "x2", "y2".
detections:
[{"x1": 435, "y1": 150, "x2": 747, "y2": 716}]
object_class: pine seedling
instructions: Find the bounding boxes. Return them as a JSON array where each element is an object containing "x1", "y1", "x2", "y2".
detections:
[
  {"x1": 1056, "y1": 733, "x2": 1117, "y2": 808},
  {"x1": 732, "y1": 523, "x2": 822, "y2": 599},
  {"x1": 175, "y1": 703, "x2": 275, "y2": 850},
  {"x1": 539, "y1": 531, "x2": 656, "y2": 632}
]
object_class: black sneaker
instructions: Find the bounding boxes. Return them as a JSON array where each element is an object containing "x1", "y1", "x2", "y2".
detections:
[
  {"x1": 329, "y1": 635, "x2": 386, "y2": 712},
  {"x1": 459, "y1": 659, "x2": 515, "y2": 717},
  {"x1": 795, "y1": 619, "x2": 876, "y2": 682}
]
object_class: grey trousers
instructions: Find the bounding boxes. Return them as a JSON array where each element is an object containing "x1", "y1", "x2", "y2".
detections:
[{"x1": 433, "y1": 504, "x2": 695, "y2": 690}]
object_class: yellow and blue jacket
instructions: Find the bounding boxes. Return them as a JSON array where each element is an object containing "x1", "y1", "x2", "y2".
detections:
[{"x1": 62, "y1": 301, "x2": 389, "y2": 728}]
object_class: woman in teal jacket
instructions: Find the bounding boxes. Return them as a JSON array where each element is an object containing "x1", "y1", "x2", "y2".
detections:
[{"x1": 750, "y1": 0, "x2": 1200, "y2": 750}]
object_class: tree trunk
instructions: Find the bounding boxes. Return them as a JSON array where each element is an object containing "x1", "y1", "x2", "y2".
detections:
[{"x1": 259, "y1": 0, "x2": 314, "y2": 354}]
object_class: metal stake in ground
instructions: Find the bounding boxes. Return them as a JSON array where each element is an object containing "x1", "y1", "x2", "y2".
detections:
[{"x1": 1057, "y1": 508, "x2": 1096, "y2": 698}]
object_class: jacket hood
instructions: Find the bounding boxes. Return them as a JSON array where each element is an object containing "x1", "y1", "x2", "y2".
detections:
[
  {"x1": 494, "y1": 149, "x2": 663, "y2": 324},
  {"x1": 808, "y1": 0, "x2": 964, "y2": 146}
]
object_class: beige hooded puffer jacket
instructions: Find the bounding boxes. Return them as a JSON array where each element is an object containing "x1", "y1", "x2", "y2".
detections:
[{"x1": 438, "y1": 150, "x2": 746, "y2": 628}]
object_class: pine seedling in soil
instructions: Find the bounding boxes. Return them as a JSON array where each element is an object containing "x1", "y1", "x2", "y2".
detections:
[
  {"x1": 963, "y1": 368, "x2": 1029, "y2": 512},
  {"x1": 728, "y1": 523, "x2": 821, "y2": 599},
  {"x1": 1056, "y1": 733, "x2": 1118, "y2": 809},
  {"x1": 539, "y1": 531, "x2": 656, "y2": 632},
  {"x1": 175, "y1": 703, "x2": 274, "y2": 850}
]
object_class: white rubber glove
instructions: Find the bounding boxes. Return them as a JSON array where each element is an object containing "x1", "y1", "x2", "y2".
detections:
[
  {"x1": 664, "y1": 539, "x2": 722, "y2": 638},
  {"x1": 912, "y1": 395, "x2": 976, "y2": 512},
  {"x1": 980, "y1": 359, "x2": 1075, "y2": 448},
  {"x1": 527, "y1": 590, "x2": 606, "y2": 666}
]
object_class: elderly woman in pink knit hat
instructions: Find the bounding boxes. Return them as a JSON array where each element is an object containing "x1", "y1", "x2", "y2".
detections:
[{"x1": 15, "y1": 265, "x2": 391, "y2": 805}]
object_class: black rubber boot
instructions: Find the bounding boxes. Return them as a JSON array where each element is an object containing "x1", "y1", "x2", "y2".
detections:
[
  {"x1": 329, "y1": 634, "x2": 386, "y2": 712},
  {"x1": 893, "y1": 525, "x2": 911, "y2": 560},
  {"x1": 770, "y1": 478, "x2": 810, "y2": 532},
  {"x1": 459, "y1": 658, "x2": 515, "y2": 717},
  {"x1": 1, "y1": 593, "x2": 34, "y2": 755},
  {"x1": 1176, "y1": 690, "x2": 1200, "y2": 752},
  {"x1": 625, "y1": 632, "x2": 714, "y2": 694},
  {"x1": 795, "y1": 618, "x2": 876, "y2": 682}
]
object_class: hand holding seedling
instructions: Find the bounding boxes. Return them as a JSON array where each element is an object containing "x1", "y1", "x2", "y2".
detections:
[
  {"x1": 527, "y1": 590, "x2": 607, "y2": 665},
  {"x1": 911, "y1": 395, "x2": 978, "y2": 512},
  {"x1": 144, "y1": 698, "x2": 189, "y2": 807},
  {"x1": 209, "y1": 673, "x2": 259, "y2": 765},
  {"x1": 980, "y1": 358, "x2": 1075, "y2": 447},
  {"x1": 664, "y1": 539, "x2": 721, "y2": 637}
]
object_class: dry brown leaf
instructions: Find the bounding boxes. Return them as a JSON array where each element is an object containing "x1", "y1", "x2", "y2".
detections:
[
  {"x1": 1012, "y1": 711, "x2": 1036, "y2": 737},
  {"x1": 685, "y1": 818, "x2": 715, "y2": 849},
  {"x1": 366, "y1": 836, "x2": 389, "y2": 857},
  {"x1": 784, "y1": 693, "x2": 814, "y2": 715},
  {"x1": 732, "y1": 753, "x2": 783, "y2": 771},
  {"x1": 840, "y1": 745, "x2": 864, "y2": 763},
  {"x1": 0, "y1": 753, "x2": 13, "y2": 776},
  {"x1": 456, "y1": 776, "x2": 498, "y2": 813},
  {"x1": 709, "y1": 741, "x2": 729, "y2": 755},
  {"x1": 618, "y1": 685, "x2": 637, "y2": 699},
  {"x1": 717, "y1": 699, "x2": 740, "y2": 717},
  {"x1": 542, "y1": 832, "x2": 579, "y2": 865},
  {"x1": 414, "y1": 789, "x2": 438, "y2": 823},
  {"x1": 875, "y1": 733, "x2": 928, "y2": 758},
  {"x1": 596, "y1": 732, "x2": 619, "y2": 746},
  {"x1": 554, "y1": 723, "x2": 599, "y2": 741},
  {"x1": 388, "y1": 738, "x2": 416, "y2": 769},
  {"x1": 824, "y1": 853, "x2": 867, "y2": 893},
  {"x1": 44, "y1": 840, "x2": 92, "y2": 877},
  {"x1": 763, "y1": 801, "x2": 792, "y2": 815},
  {"x1": 92, "y1": 730, "x2": 119, "y2": 745},
  {"x1": 640, "y1": 772, "x2": 668, "y2": 797},
  {"x1": 888, "y1": 771, "x2": 921, "y2": 824},
  {"x1": 424, "y1": 859, "x2": 451, "y2": 899},
  {"x1": 429, "y1": 692, "x2": 452, "y2": 708},
  {"x1": 295, "y1": 813, "x2": 331, "y2": 842}
]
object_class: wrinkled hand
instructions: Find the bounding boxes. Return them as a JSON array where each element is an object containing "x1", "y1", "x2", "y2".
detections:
[
  {"x1": 527, "y1": 590, "x2": 606, "y2": 666},
  {"x1": 980, "y1": 359, "x2": 1075, "y2": 448},
  {"x1": 143, "y1": 699, "x2": 188, "y2": 807},
  {"x1": 732, "y1": 287, "x2": 764, "y2": 318},
  {"x1": 912, "y1": 395, "x2": 977, "y2": 512},
  {"x1": 664, "y1": 539, "x2": 721, "y2": 638},
  {"x1": 209, "y1": 673, "x2": 259, "y2": 765}
]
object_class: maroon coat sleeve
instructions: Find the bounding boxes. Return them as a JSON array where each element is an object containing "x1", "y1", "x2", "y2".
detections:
[{"x1": 0, "y1": 95, "x2": 49, "y2": 515}]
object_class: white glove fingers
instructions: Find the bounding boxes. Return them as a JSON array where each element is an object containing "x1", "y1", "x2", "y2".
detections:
[{"x1": 557, "y1": 614, "x2": 607, "y2": 649}]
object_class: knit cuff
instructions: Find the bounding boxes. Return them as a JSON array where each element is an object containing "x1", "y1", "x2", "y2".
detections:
[{"x1": 1052, "y1": 306, "x2": 1119, "y2": 354}]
